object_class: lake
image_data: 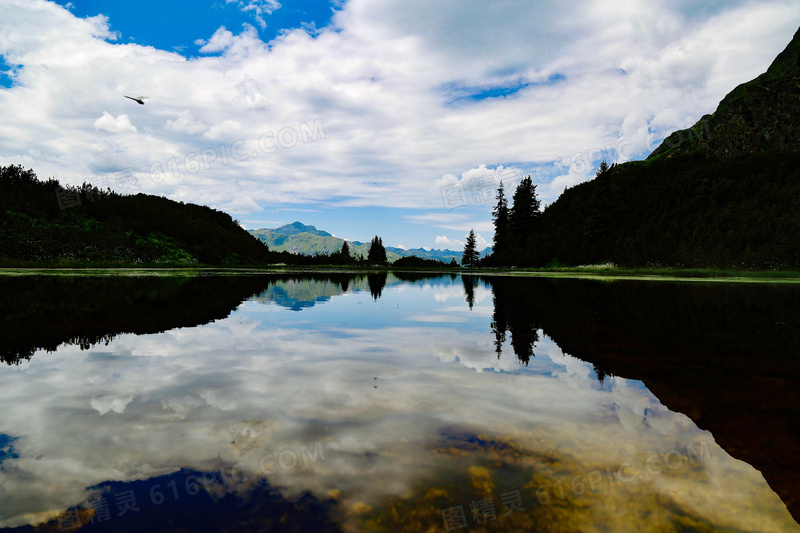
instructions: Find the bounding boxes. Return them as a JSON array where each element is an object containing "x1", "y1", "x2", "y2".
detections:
[{"x1": 0, "y1": 272, "x2": 798, "y2": 532}]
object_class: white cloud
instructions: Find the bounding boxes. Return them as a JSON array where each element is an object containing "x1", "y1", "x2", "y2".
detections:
[
  {"x1": 202, "y1": 120, "x2": 244, "y2": 140},
  {"x1": 0, "y1": 0, "x2": 799, "y2": 235},
  {"x1": 434, "y1": 235, "x2": 462, "y2": 248},
  {"x1": 473, "y1": 232, "x2": 490, "y2": 250},
  {"x1": 93, "y1": 112, "x2": 136, "y2": 134},
  {"x1": 214, "y1": 194, "x2": 261, "y2": 213},
  {"x1": 407, "y1": 213, "x2": 494, "y2": 233},
  {"x1": 164, "y1": 110, "x2": 206, "y2": 134},
  {"x1": 198, "y1": 26, "x2": 236, "y2": 53},
  {"x1": 228, "y1": 0, "x2": 282, "y2": 29},
  {"x1": 435, "y1": 232, "x2": 490, "y2": 250},
  {"x1": 90, "y1": 394, "x2": 134, "y2": 415},
  {"x1": 234, "y1": 74, "x2": 269, "y2": 110}
]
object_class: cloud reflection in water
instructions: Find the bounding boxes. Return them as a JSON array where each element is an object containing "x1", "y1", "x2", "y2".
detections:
[{"x1": 0, "y1": 275, "x2": 796, "y2": 531}]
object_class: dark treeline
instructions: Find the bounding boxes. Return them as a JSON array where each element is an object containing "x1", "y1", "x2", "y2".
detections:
[
  {"x1": 0, "y1": 165, "x2": 273, "y2": 265},
  {"x1": 483, "y1": 25, "x2": 800, "y2": 269},
  {"x1": 0, "y1": 166, "x2": 457, "y2": 267},
  {"x1": 483, "y1": 151, "x2": 800, "y2": 268},
  {"x1": 276, "y1": 238, "x2": 455, "y2": 267},
  {"x1": 394, "y1": 255, "x2": 456, "y2": 268},
  {"x1": 483, "y1": 174, "x2": 542, "y2": 267}
]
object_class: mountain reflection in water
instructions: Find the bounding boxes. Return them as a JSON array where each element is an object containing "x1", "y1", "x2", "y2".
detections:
[{"x1": 0, "y1": 272, "x2": 797, "y2": 532}]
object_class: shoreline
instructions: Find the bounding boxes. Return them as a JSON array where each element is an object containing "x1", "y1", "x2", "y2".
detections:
[{"x1": 2, "y1": 265, "x2": 800, "y2": 283}]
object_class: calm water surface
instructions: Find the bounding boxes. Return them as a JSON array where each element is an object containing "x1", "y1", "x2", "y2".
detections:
[{"x1": 0, "y1": 273, "x2": 798, "y2": 532}]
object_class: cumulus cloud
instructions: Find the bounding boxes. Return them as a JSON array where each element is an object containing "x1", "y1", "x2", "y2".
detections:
[
  {"x1": 202, "y1": 119, "x2": 244, "y2": 140},
  {"x1": 228, "y1": 0, "x2": 282, "y2": 29},
  {"x1": 434, "y1": 235, "x2": 461, "y2": 248},
  {"x1": 0, "y1": 0, "x2": 799, "y2": 238},
  {"x1": 473, "y1": 232, "x2": 490, "y2": 250},
  {"x1": 215, "y1": 194, "x2": 261, "y2": 213},
  {"x1": 94, "y1": 112, "x2": 136, "y2": 133},
  {"x1": 408, "y1": 213, "x2": 493, "y2": 233},
  {"x1": 164, "y1": 110, "x2": 206, "y2": 134},
  {"x1": 434, "y1": 232, "x2": 489, "y2": 250}
]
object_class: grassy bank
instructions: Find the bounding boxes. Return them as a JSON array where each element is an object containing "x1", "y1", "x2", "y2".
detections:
[{"x1": 2, "y1": 264, "x2": 800, "y2": 283}]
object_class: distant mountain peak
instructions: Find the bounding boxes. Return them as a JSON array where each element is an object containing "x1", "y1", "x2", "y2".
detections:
[
  {"x1": 248, "y1": 222, "x2": 491, "y2": 264},
  {"x1": 273, "y1": 221, "x2": 332, "y2": 238},
  {"x1": 649, "y1": 26, "x2": 800, "y2": 161}
]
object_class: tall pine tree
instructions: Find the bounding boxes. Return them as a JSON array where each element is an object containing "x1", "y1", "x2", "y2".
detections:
[
  {"x1": 367, "y1": 236, "x2": 387, "y2": 264},
  {"x1": 491, "y1": 181, "x2": 509, "y2": 264},
  {"x1": 338, "y1": 240, "x2": 353, "y2": 265},
  {"x1": 462, "y1": 229, "x2": 480, "y2": 267},
  {"x1": 509, "y1": 175, "x2": 540, "y2": 237},
  {"x1": 508, "y1": 175, "x2": 541, "y2": 264}
]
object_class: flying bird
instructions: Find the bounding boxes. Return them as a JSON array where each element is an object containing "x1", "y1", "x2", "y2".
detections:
[{"x1": 124, "y1": 95, "x2": 148, "y2": 105}]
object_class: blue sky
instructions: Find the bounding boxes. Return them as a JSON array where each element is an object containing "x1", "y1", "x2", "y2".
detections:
[
  {"x1": 1, "y1": 1, "x2": 799, "y2": 250},
  {"x1": 52, "y1": 1, "x2": 336, "y2": 54}
]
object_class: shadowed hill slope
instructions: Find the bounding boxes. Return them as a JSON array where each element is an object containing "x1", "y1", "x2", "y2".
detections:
[
  {"x1": 0, "y1": 166, "x2": 272, "y2": 265},
  {"x1": 512, "y1": 27, "x2": 800, "y2": 269}
]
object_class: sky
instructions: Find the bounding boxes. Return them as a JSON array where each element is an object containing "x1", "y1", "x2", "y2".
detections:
[{"x1": 0, "y1": 1, "x2": 798, "y2": 250}]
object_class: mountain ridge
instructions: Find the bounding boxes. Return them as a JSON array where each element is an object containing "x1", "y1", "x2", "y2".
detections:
[
  {"x1": 649, "y1": 27, "x2": 800, "y2": 161},
  {"x1": 272, "y1": 221, "x2": 332, "y2": 238},
  {"x1": 249, "y1": 221, "x2": 491, "y2": 264},
  {"x1": 500, "y1": 26, "x2": 800, "y2": 269}
]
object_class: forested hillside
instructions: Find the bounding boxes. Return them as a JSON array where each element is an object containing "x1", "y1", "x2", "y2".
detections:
[
  {"x1": 486, "y1": 27, "x2": 800, "y2": 269},
  {"x1": 529, "y1": 152, "x2": 800, "y2": 268},
  {"x1": 0, "y1": 165, "x2": 271, "y2": 265}
]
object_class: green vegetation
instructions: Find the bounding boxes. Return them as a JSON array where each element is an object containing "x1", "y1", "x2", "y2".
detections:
[
  {"x1": 0, "y1": 167, "x2": 453, "y2": 268},
  {"x1": 0, "y1": 165, "x2": 272, "y2": 266},
  {"x1": 481, "y1": 28, "x2": 800, "y2": 270},
  {"x1": 5, "y1": 28, "x2": 800, "y2": 272},
  {"x1": 367, "y1": 235, "x2": 388, "y2": 265},
  {"x1": 484, "y1": 174, "x2": 542, "y2": 266},
  {"x1": 484, "y1": 151, "x2": 800, "y2": 269},
  {"x1": 461, "y1": 229, "x2": 479, "y2": 266},
  {"x1": 249, "y1": 225, "x2": 392, "y2": 261},
  {"x1": 490, "y1": 180, "x2": 509, "y2": 261},
  {"x1": 393, "y1": 255, "x2": 451, "y2": 268},
  {"x1": 651, "y1": 27, "x2": 800, "y2": 161},
  {"x1": 249, "y1": 222, "x2": 472, "y2": 264}
]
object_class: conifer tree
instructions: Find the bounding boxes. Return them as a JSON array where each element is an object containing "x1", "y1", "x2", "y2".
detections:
[
  {"x1": 507, "y1": 176, "x2": 541, "y2": 264},
  {"x1": 340, "y1": 240, "x2": 351, "y2": 263},
  {"x1": 583, "y1": 161, "x2": 614, "y2": 254},
  {"x1": 509, "y1": 175, "x2": 541, "y2": 238},
  {"x1": 367, "y1": 236, "x2": 387, "y2": 264},
  {"x1": 462, "y1": 229, "x2": 480, "y2": 267},
  {"x1": 491, "y1": 181, "x2": 509, "y2": 263}
]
